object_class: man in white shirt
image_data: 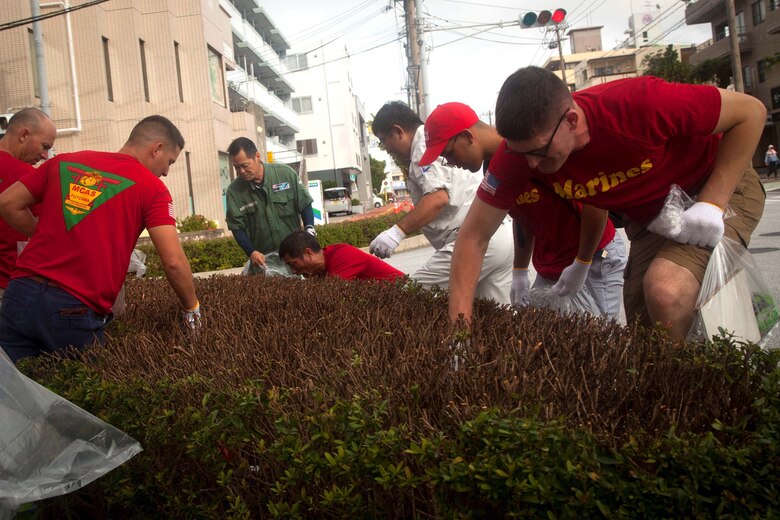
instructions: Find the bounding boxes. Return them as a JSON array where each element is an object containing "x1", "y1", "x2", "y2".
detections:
[{"x1": 370, "y1": 101, "x2": 513, "y2": 304}]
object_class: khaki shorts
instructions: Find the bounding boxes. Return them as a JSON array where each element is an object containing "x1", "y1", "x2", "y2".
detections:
[{"x1": 623, "y1": 167, "x2": 765, "y2": 327}]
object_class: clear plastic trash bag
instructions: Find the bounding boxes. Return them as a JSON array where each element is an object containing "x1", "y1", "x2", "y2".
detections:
[
  {"x1": 242, "y1": 252, "x2": 297, "y2": 277},
  {"x1": 527, "y1": 286, "x2": 599, "y2": 316},
  {"x1": 0, "y1": 351, "x2": 142, "y2": 518},
  {"x1": 688, "y1": 236, "x2": 780, "y2": 348},
  {"x1": 647, "y1": 184, "x2": 778, "y2": 347},
  {"x1": 113, "y1": 249, "x2": 148, "y2": 317}
]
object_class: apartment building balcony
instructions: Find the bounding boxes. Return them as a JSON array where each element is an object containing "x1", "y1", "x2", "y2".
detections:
[
  {"x1": 685, "y1": 0, "x2": 726, "y2": 26},
  {"x1": 767, "y1": 4, "x2": 780, "y2": 35},
  {"x1": 227, "y1": 69, "x2": 300, "y2": 134},
  {"x1": 222, "y1": 0, "x2": 294, "y2": 95},
  {"x1": 689, "y1": 30, "x2": 754, "y2": 64}
]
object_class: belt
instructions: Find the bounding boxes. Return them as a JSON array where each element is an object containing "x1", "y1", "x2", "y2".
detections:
[{"x1": 27, "y1": 275, "x2": 61, "y2": 288}]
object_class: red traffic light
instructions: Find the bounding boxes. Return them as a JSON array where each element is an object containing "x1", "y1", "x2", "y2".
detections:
[
  {"x1": 520, "y1": 8, "x2": 567, "y2": 28},
  {"x1": 551, "y1": 8, "x2": 567, "y2": 24}
]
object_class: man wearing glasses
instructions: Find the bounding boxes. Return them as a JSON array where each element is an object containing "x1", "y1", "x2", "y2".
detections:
[
  {"x1": 419, "y1": 102, "x2": 627, "y2": 320},
  {"x1": 370, "y1": 101, "x2": 513, "y2": 304},
  {"x1": 449, "y1": 66, "x2": 765, "y2": 338}
]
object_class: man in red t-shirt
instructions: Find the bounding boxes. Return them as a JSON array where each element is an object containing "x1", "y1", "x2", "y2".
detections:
[
  {"x1": 0, "y1": 108, "x2": 56, "y2": 302},
  {"x1": 451, "y1": 66, "x2": 765, "y2": 337},
  {"x1": 418, "y1": 102, "x2": 627, "y2": 320},
  {"x1": 279, "y1": 230, "x2": 405, "y2": 282},
  {"x1": 0, "y1": 115, "x2": 201, "y2": 362}
]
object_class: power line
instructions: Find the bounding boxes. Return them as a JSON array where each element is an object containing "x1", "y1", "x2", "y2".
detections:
[{"x1": 0, "y1": 0, "x2": 109, "y2": 32}]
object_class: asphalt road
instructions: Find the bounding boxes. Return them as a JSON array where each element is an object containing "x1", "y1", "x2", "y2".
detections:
[{"x1": 383, "y1": 180, "x2": 780, "y2": 348}]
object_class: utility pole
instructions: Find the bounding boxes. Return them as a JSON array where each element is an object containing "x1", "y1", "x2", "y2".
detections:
[
  {"x1": 725, "y1": 0, "x2": 744, "y2": 92},
  {"x1": 553, "y1": 25, "x2": 567, "y2": 90},
  {"x1": 30, "y1": 0, "x2": 51, "y2": 117},
  {"x1": 402, "y1": 0, "x2": 422, "y2": 115},
  {"x1": 414, "y1": 0, "x2": 430, "y2": 119}
]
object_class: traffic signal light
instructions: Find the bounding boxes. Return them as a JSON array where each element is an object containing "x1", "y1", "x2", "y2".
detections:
[{"x1": 520, "y1": 8, "x2": 566, "y2": 29}]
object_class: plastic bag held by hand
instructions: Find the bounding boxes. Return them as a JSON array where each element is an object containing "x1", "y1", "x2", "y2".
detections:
[
  {"x1": 369, "y1": 225, "x2": 406, "y2": 259},
  {"x1": 647, "y1": 184, "x2": 725, "y2": 247},
  {"x1": 0, "y1": 351, "x2": 141, "y2": 518},
  {"x1": 688, "y1": 236, "x2": 780, "y2": 347}
]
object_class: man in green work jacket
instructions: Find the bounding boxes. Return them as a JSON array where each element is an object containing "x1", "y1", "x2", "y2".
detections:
[{"x1": 226, "y1": 137, "x2": 315, "y2": 275}]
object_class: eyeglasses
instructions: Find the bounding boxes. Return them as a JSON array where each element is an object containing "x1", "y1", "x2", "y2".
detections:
[
  {"x1": 377, "y1": 131, "x2": 393, "y2": 151},
  {"x1": 523, "y1": 109, "x2": 569, "y2": 158},
  {"x1": 441, "y1": 135, "x2": 460, "y2": 167}
]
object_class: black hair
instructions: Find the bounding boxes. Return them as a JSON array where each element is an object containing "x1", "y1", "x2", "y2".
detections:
[
  {"x1": 228, "y1": 137, "x2": 258, "y2": 158},
  {"x1": 279, "y1": 230, "x2": 322, "y2": 259},
  {"x1": 372, "y1": 101, "x2": 423, "y2": 138}
]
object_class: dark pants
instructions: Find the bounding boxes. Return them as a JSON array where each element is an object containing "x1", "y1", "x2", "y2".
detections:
[
  {"x1": 769, "y1": 161, "x2": 778, "y2": 177},
  {"x1": 0, "y1": 277, "x2": 111, "y2": 363}
]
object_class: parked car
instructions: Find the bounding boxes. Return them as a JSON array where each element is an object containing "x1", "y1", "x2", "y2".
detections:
[
  {"x1": 372, "y1": 195, "x2": 385, "y2": 208},
  {"x1": 323, "y1": 187, "x2": 353, "y2": 216}
]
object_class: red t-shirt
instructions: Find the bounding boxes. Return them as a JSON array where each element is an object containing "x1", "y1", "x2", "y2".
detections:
[
  {"x1": 323, "y1": 244, "x2": 405, "y2": 281},
  {"x1": 478, "y1": 141, "x2": 615, "y2": 280},
  {"x1": 503, "y1": 77, "x2": 722, "y2": 224},
  {"x1": 14, "y1": 151, "x2": 175, "y2": 313},
  {"x1": 0, "y1": 151, "x2": 37, "y2": 288}
]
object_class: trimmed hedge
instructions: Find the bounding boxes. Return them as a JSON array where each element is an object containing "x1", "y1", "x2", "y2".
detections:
[
  {"x1": 137, "y1": 212, "x2": 417, "y2": 277},
  {"x1": 18, "y1": 275, "x2": 780, "y2": 518}
]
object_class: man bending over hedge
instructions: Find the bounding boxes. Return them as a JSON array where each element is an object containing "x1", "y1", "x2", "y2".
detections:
[
  {"x1": 279, "y1": 230, "x2": 405, "y2": 281},
  {"x1": 0, "y1": 115, "x2": 201, "y2": 362}
]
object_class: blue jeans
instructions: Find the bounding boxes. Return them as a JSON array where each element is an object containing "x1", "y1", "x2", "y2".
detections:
[
  {"x1": 0, "y1": 277, "x2": 111, "y2": 363},
  {"x1": 584, "y1": 233, "x2": 628, "y2": 319}
]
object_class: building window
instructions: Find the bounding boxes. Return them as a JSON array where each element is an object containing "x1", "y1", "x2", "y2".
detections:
[
  {"x1": 715, "y1": 21, "x2": 729, "y2": 40},
  {"x1": 752, "y1": 1, "x2": 766, "y2": 23},
  {"x1": 284, "y1": 53, "x2": 308, "y2": 71},
  {"x1": 291, "y1": 96, "x2": 313, "y2": 114},
  {"x1": 296, "y1": 138, "x2": 318, "y2": 156},
  {"x1": 759, "y1": 59, "x2": 767, "y2": 83},
  {"x1": 28, "y1": 29, "x2": 39, "y2": 98},
  {"x1": 102, "y1": 36, "x2": 114, "y2": 102},
  {"x1": 772, "y1": 0, "x2": 780, "y2": 12},
  {"x1": 207, "y1": 46, "x2": 225, "y2": 106},
  {"x1": 174, "y1": 41, "x2": 184, "y2": 102},
  {"x1": 139, "y1": 39, "x2": 150, "y2": 102}
]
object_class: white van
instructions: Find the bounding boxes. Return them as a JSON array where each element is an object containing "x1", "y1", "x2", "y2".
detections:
[{"x1": 323, "y1": 187, "x2": 353, "y2": 216}]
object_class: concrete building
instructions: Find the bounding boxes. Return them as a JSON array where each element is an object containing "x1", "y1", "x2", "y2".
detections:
[
  {"x1": 284, "y1": 42, "x2": 373, "y2": 205},
  {"x1": 0, "y1": 0, "x2": 301, "y2": 228},
  {"x1": 685, "y1": 0, "x2": 780, "y2": 150}
]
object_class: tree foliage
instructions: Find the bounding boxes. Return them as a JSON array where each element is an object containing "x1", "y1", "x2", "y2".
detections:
[
  {"x1": 642, "y1": 44, "x2": 731, "y2": 87},
  {"x1": 369, "y1": 155, "x2": 386, "y2": 193}
]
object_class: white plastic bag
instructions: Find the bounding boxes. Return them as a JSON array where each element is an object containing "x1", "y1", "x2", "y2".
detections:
[
  {"x1": 242, "y1": 253, "x2": 296, "y2": 278},
  {"x1": 688, "y1": 236, "x2": 779, "y2": 348},
  {"x1": 113, "y1": 249, "x2": 148, "y2": 316},
  {"x1": 527, "y1": 286, "x2": 599, "y2": 316},
  {"x1": 0, "y1": 351, "x2": 141, "y2": 518}
]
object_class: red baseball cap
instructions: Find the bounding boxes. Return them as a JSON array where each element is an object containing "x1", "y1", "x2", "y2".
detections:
[{"x1": 418, "y1": 102, "x2": 479, "y2": 166}]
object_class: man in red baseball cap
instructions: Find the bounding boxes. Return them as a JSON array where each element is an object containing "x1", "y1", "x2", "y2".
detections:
[
  {"x1": 370, "y1": 101, "x2": 513, "y2": 303},
  {"x1": 419, "y1": 102, "x2": 627, "y2": 322}
]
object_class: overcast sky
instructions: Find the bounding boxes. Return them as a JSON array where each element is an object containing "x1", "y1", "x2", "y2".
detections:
[{"x1": 264, "y1": 0, "x2": 712, "y2": 122}]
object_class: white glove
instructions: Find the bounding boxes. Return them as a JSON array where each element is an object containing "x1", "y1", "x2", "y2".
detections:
[
  {"x1": 553, "y1": 258, "x2": 591, "y2": 297},
  {"x1": 369, "y1": 224, "x2": 406, "y2": 259},
  {"x1": 182, "y1": 300, "x2": 201, "y2": 330},
  {"x1": 673, "y1": 201, "x2": 724, "y2": 248},
  {"x1": 510, "y1": 269, "x2": 530, "y2": 307},
  {"x1": 305, "y1": 225, "x2": 317, "y2": 237}
]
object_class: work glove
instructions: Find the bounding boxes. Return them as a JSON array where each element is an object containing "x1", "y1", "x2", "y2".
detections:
[
  {"x1": 673, "y1": 201, "x2": 724, "y2": 248},
  {"x1": 509, "y1": 268, "x2": 530, "y2": 307},
  {"x1": 553, "y1": 258, "x2": 591, "y2": 297},
  {"x1": 369, "y1": 224, "x2": 406, "y2": 259},
  {"x1": 305, "y1": 225, "x2": 317, "y2": 237},
  {"x1": 183, "y1": 300, "x2": 201, "y2": 330}
]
